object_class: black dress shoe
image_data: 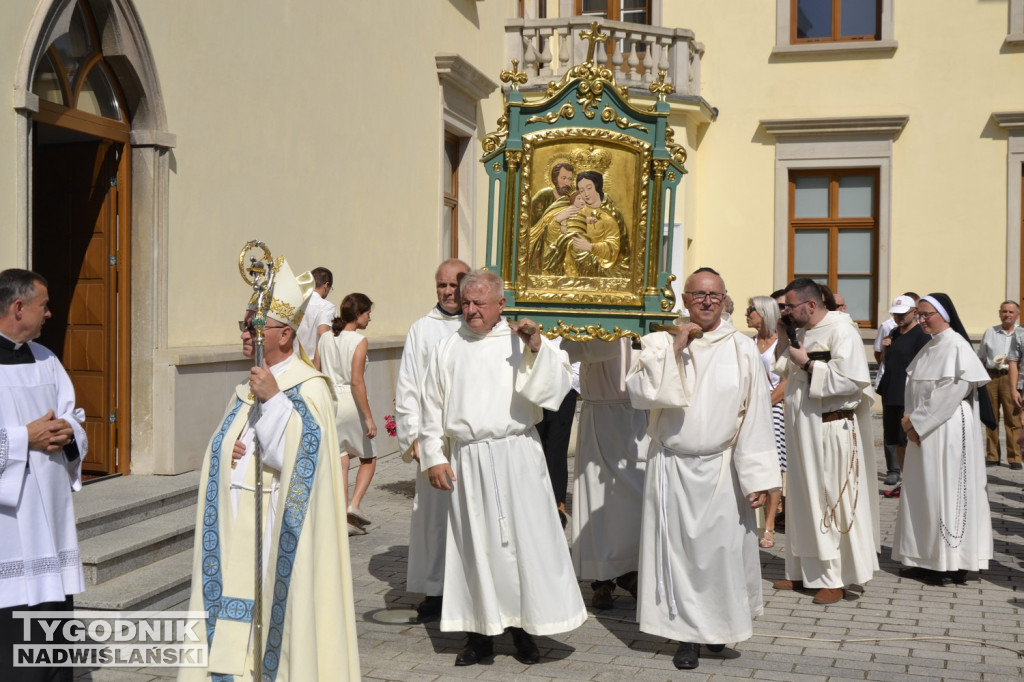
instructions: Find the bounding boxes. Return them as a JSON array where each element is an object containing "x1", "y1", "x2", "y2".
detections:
[
  {"x1": 1011, "y1": 462, "x2": 1023, "y2": 471},
  {"x1": 615, "y1": 571, "x2": 639, "y2": 600},
  {"x1": 947, "y1": 569, "x2": 968, "y2": 585},
  {"x1": 899, "y1": 566, "x2": 945, "y2": 586},
  {"x1": 986, "y1": 460, "x2": 999, "y2": 467},
  {"x1": 509, "y1": 627, "x2": 540, "y2": 664},
  {"x1": 672, "y1": 641, "x2": 699, "y2": 670},
  {"x1": 705, "y1": 643, "x2": 725, "y2": 653},
  {"x1": 591, "y1": 580, "x2": 614, "y2": 610},
  {"x1": 416, "y1": 595, "x2": 443, "y2": 620},
  {"x1": 454, "y1": 633, "x2": 493, "y2": 666}
]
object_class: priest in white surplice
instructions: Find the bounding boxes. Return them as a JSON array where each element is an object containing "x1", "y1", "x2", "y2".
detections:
[
  {"x1": 563, "y1": 337, "x2": 648, "y2": 610},
  {"x1": 421, "y1": 270, "x2": 586, "y2": 667},
  {"x1": 0, "y1": 270, "x2": 87, "y2": 682},
  {"x1": 773, "y1": 278, "x2": 880, "y2": 605},
  {"x1": 395, "y1": 258, "x2": 468, "y2": 620},
  {"x1": 180, "y1": 258, "x2": 359, "y2": 682},
  {"x1": 625, "y1": 267, "x2": 781, "y2": 671}
]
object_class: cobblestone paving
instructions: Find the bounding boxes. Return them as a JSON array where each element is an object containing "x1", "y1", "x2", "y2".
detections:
[{"x1": 79, "y1": 415, "x2": 1024, "y2": 680}]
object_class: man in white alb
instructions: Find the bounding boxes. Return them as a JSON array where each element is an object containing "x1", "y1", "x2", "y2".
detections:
[
  {"x1": 395, "y1": 258, "x2": 468, "y2": 620},
  {"x1": 626, "y1": 267, "x2": 781, "y2": 670},
  {"x1": 563, "y1": 337, "x2": 648, "y2": 610},
  {"x1": 772, "y1": 277, "x2": 879, "y2": 606},
  {"x1": 421, "y1": 270, "x2": 586, "y2": 667},
  {"x1": 0, "y1": 269, "x2": 87, "y2": 682}
]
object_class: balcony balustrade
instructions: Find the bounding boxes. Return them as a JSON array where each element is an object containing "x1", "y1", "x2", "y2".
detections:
[{"x1": 505, "y1": 16, "x2": 704, "y2": 99}]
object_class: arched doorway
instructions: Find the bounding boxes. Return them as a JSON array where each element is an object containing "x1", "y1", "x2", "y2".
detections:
[
  {"x1": 16, "y1": 0, "x2": 172, "y2": 475},
  {"x1": 28, "y1": 0, "x2": 132, "y2": 476}
]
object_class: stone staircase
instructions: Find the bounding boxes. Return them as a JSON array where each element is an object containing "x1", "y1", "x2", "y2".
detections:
[{"x1": 73, "y1": 472, "x2": 200, "y2": 611}]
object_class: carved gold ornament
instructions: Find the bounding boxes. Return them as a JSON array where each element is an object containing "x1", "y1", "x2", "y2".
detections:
[
  {"x1": 568, "y1": 145, "x2": 613, "y2": 175},
  {"x1": 526, "y1": 104, "x2": 576, "y2": 126},
  {"x1": 601, "y1": 105, "x2": 648, "y2": 133},
  {"x1": 660, "y1": 273, "x2": 677, "y2": 312},
  {"x1": 664, "y1": 127, "x2": 687, "y2": 166},
  {"x1": 543, "y1": 319, "x2": 640, "y2": 343},
  {"x1": 500, "y1": 58, "x2": 529, "y2": 91},
  {"x1": 649, "y1": 70, "x2": 674, "y2": 102},
  {"x1": 482, "y1": 111, "x2": 509, "y2": 154}
]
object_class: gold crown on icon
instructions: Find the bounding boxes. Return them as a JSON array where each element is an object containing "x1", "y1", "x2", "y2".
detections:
[{"x1": 569, "y1": 146, "x2": 613, "y2": 175}]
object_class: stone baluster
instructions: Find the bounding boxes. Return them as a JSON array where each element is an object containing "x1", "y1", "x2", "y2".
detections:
[
  {"x1": 538, "y1": 27, "x2": 554, "y2": 77},
  {"x1": 610, "y1": 30, "x2": 625, "y2": 80},
  {"x1": 522, "y1": 29, "x2": 540, "y2": 77},
  {"x1": 660, "y1": 36, "x2": 675, "y2": 92},
  {"x1": 626, "y1": 34, "x2": 641, "y2": 83},
  {"x1": 557, "y1": 28, "x2": 571, "y2": 79},
  {"x1": 642, "y1": 37, "x2": 656, "y2": 84}
]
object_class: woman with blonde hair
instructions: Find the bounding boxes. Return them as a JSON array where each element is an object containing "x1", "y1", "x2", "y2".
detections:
[
  {"x1": 317, "y1": 292, "x2": 378, "y2": 535},
  {"x1": 745, "y1": 295, "x2": 787, "y2": 548}
]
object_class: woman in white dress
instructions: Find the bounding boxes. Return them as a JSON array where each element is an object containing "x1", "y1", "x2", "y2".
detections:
[
  {"x1": 745, "y1": 295, "x2": 787, "y2": 548},
  {"x1": 317, "y1": 292, "x2": 378, "y2": 534},
  {"x1": 895, "y1": 293, "x2": 993, "y2": 586}
]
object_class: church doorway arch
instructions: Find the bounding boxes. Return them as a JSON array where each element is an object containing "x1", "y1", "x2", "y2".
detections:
[{"x1": 17, "y1": 0, "x2": 171, "y2": 475}]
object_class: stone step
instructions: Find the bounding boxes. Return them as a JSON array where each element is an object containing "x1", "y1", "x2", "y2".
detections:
[
  {"x1": 79, "y1": 505, "x2": 197, "y2": 584},
  {"x1": 75, "y1": 471, "x2": 201, "y2": 540},
  {"x1": 75, "y1": 549, "x2": 195, "y2": 612}
]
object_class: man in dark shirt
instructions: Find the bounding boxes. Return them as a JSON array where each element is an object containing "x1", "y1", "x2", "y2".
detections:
[{"x1": 877, "y1": 295, "x2": 929, "y2": 496}]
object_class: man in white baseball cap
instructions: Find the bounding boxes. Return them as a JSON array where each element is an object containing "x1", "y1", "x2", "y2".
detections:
[{"x1": 876, "y1": 295, "x2": 929, "y2": 493}]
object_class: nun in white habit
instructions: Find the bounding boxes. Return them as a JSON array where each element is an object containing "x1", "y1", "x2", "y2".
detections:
[{"x1": 895, "y1": 293, "x2": 994, "y2": 585}]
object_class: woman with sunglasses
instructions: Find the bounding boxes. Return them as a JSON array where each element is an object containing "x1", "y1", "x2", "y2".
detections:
[
  {"x1": 746, "y1": 296, "x2": 787, "y2": 548},
  {"x1": 895, "y1": 294, "x2": 993, "y2": 586}
]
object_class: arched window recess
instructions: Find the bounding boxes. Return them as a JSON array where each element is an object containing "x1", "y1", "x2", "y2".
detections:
[{"x1": 31, "y1": 0, "x2": 130, "y2": 142}]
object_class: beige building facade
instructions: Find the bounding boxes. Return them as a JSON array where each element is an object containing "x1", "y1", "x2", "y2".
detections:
[{"x1": 1, "y1": 0, "x2": 1022, "y2": 475}]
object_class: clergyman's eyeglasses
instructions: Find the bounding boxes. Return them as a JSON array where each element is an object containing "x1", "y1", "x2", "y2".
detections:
[{"x1": 685, "y1": 291, "x2": 726, "y2": 303}]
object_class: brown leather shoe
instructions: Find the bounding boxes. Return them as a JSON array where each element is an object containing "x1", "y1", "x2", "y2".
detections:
[
  {"x1": 812, "y1": 587, "x2": 845, "y2": 604},
  {"x1": 773, "y1": 579, "x2": 803, "y2": 590}
]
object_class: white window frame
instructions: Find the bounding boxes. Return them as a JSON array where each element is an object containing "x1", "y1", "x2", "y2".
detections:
[
  {"x1": 1009, "y1": 0, "x2": 1024, "y2": 45},
  {"x1": 558, "y1": 0, "x2": 663, "y2": 24},
  {"x1": 436, "y1": 54, "x2": 497, "y2": 262},
  {"x1": 774, "y1": 0, "x2": 897, "y2": 56},
  {"x1": 993, "y1": 112, "x2": 1024, "y2": 300},
  {"x1": 761, "y1": 115, "x2": 908, "y2": 324}
]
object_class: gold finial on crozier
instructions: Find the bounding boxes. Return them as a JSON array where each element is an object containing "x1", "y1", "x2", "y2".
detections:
[
  {"x1": 649, "y1": 70, "x2": 674, "y2": 101},
  {"x1": 500, "y1": 58, "x2": 529, "y2": 91},
  {"x1": 580, "y1": 22, "x2": 609, "y2": 64}
]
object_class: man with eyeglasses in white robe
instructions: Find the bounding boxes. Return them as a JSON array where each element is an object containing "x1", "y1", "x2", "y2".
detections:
[{"x1": 626, "y1": 267, "x2": 780, "y2": 671}]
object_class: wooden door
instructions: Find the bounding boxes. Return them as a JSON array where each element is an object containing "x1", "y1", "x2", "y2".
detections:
[{"x1": 33, "y1": 136, "x2": 123, "y2": 476}]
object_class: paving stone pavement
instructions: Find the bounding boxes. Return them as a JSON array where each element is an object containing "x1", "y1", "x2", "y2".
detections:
[{"x1": 78, "y1": 415, "x2": 1024, "y2": 680}]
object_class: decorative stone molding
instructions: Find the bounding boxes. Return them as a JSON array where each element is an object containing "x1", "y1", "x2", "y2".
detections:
[
  {"x1": 436, "y1": 54, "x2": 498, "y2": 135},
  {"x1": 760, "y1": 116, "x2": 908, "y2": 138}
]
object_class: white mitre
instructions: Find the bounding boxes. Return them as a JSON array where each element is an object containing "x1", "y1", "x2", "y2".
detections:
[{"x1": 248, "y1": 257, "x2": 314, "y2": 330}]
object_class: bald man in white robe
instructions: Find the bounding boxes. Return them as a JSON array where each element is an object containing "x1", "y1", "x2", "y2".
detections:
[{"x1": 626, "y1": 268, "x2": 780, "y2": 671}]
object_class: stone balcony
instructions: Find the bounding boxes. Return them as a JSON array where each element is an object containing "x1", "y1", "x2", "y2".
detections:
[{"x1": 505, "y1": 16, "x2": 705, "y2": 102}]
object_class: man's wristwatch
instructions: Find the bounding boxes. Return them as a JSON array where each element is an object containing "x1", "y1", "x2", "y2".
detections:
[{"x1": 802, "y1": 359, "x2": 814, "y2": 372}]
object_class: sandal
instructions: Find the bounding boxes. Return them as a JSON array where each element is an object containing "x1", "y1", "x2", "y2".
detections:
[{"x1": 759, "y1": 529, "x2": 776, "y2": 548}]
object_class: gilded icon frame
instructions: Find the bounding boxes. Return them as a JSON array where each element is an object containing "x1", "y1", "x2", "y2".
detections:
[{"x1": 515, "y1": 127, "x2": 651, "y2": 306}]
